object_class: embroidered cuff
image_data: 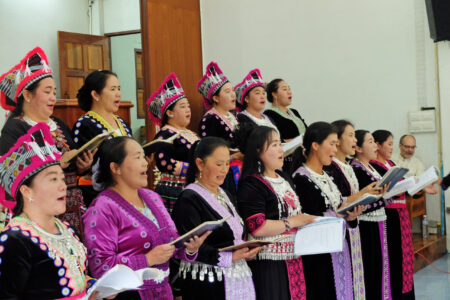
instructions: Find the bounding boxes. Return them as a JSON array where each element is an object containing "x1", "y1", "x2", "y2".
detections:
[
  {"x1": 218, "y1": 251, "x2": 233, "y2": 268},
  {"x1": 245, "y1": 213, "x2": 266, "y2": 234}
]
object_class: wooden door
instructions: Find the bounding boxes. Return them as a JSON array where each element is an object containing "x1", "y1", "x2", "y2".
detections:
[
  {"x1": 57, "y1": 31, "x2": 111, "y2": 99},
  {"x1": 140, "y1": 0, "x2": 203, "y2": 141}
]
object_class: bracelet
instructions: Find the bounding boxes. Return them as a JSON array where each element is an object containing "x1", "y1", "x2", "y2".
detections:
[
  {"x1": 282, "y1": 218, "x2": 291, "y2": 232},
  {"x1": 185, "y1": 249, "x2": 198, "y2": 256}
]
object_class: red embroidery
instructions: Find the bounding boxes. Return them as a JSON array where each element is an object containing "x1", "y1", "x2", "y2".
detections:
[
  {"x1": 245, "y1": 213, "x2": 266, "y2": 234},
  {"x1": 285, "y1": 258, "x2": 307, "y2": 300},
  {"x1": 398, "y1": 208, "x2": 414, "y2": 293},
  {"x1": 283, "y1": 190, "x2": 297, "y2": 209}
]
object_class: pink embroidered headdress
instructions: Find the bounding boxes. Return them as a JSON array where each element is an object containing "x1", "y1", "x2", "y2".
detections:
[
  {"x1": 0, "y1": 47, "x2": 53, "y2": 111},
  {"x1": 234, "y1": 69, "x2": 264, "y2": 110},
  {"x1": 197, "y1": 62, "x2": 230, "y2": 110}
]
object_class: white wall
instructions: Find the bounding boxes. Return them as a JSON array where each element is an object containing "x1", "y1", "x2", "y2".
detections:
[
  {"x1": 0, "y1": 0, "x2": 90, "y2": 129},
  {"x1": 102, "y1": 0, "x2": 140, "y2": 34},
  {"x1": 201, "y1": 0, "x2": 442, "y2": 222}
]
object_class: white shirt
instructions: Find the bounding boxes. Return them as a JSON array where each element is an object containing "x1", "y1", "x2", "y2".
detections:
[{"x1": 391, "y1": 152, "x2": 425, "y2": 177}]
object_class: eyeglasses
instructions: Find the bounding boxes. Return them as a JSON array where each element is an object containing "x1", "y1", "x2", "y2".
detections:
[{"x1": 401, "y1": 144, "x2": 416, "y2": 150}]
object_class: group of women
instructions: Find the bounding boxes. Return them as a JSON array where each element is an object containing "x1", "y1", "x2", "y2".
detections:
[{"x1": 0, "y1": 47, "x2": 418, "y2": 299}]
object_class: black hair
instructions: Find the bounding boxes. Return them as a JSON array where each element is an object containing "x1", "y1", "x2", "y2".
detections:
[
  {"x1": 238, "y1": 125, "x2": 278, "y2": 180},
  {"x1": 77, "y1": 70, "x2": 117, "y2": 112},
  {"x1": 290, "y1": 122, "x2": 336, "y2": 173},
  {"x1": 186, "y1": 137, "x2": 229, "y2": 184},
  {"x1": 331, "y1": 119, "x2": 354, "y2": 139},
  {"x1": 399, "y1": 134, "x2": 415, "y2": 145},
  {"x1": 13, "y1": 175, "x2": 35, "y2": 216},
  {"x1": 266, "y1": 78, "x2": 283, "y2": 103},
  {"x1": 9, "y1": 78, "x2": 46, "y2": 118},
  {"x1": 355, "y1": 130, "x2": 370, "y2": 148},
  {"x1": 95, "y1": 136, "x2": 134, "y2": 189},
  {"x1": 161, "y1": 100, "x2": 177, "y2": 126},
  {"x1": 372, "y1": 130, "x2": 393, "y2": 145}
]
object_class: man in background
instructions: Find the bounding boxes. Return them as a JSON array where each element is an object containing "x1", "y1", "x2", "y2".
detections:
[{"x1": 392, "y1": 134, "x2": 425, "y2": 177}]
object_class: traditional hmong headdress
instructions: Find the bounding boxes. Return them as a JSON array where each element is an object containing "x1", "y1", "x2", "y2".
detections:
[
  {"x1": 0, "y1": 47, "x2": 53, "y2": 111},
  {"x1": 147, "y1": 73, "x2": 186, "y2": 126},
  {"x1": 197, "y1": 62, "x2": 230, "y2": 110},
  {"x1": 0, "y1": 123, "x2": 61, "y2": 207},
  {"x1": 234, "y1": 69, "x2": 264, "y2": 109}
]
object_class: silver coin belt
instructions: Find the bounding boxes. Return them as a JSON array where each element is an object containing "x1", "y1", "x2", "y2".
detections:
[{"x1": 178, "y1": 259, "x2": 252, "y2": 283}]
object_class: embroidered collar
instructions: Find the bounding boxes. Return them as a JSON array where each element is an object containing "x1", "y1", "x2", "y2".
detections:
[
  {"x1": 294, "y1": 164, "x2": 342, "y2": 211},
  {"x1": 333, "y1": 158, "x2": 359, "y2": 194},
  {"x1": 86, "y1": 111, "x2": 129, "y2": 137},
  {"x1": 205, "y1": 108, "x2": 238, "y2": 131},
  {"x1": 265, "y1": 106, "x2": 306, "y2": 135},
  {"x1": 162, "y1": 125, "x2": 199, "y2": 144},
  {"x1": 240, "y1": 110, "x2": 278, "y2": 132},
  {"x1": 22, "y1": 115, "x2": 57, "y2": 131}
]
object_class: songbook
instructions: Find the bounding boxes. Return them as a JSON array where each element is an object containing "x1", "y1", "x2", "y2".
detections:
[
  {"x1": 383, "y1": 176, "x2": 416, "y2": 199},
  {"x1": 218, "y1": 236, "x2": 289, "y2": 252},
  {"x1": 282, "y1": 135, "x2": 303, "y2": 157},
  {"x1": 375, "y1": 166, "x2": 409, "y2": 192},
  {"x1": 169, "y1": 216, "x2": 230, "y2": 248},
  {"x1": 294, "y1": 216, "x2": 345, "y2": 256},
  {"x1": 63, "y1": 130, "x2": 114, "y2": 163},
  {"x1": 142, "y1": 133, "x2": 180, "y2": 156},
  {"x1": 82, "y1": 264, "x2": 166, "y2": 299},
  {"x1": 336, "y1": 193, "x2": 382, "y2": 215},
  {"x1": 407, "y1": 166, "x2": 440, "y2": 196}
]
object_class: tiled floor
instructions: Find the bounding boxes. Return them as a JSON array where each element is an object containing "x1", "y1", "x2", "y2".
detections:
[{"x1": 414, "y1": 254, "x2": 450, "y2": 300}]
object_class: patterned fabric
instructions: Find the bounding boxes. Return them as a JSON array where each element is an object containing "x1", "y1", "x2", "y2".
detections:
[
  {"x1": 378, "y1": 221, "x2": 392, "y2": 300},
  {"x1": 0, "y1": 47, "x2": 52, "y2": 111},
  {"x1": 234, "y1": 69, "x2": 264, "y2": 110},
  {"x1": 147, "y1": 73, "x2": 186, "y2": 125},
  {"x1": 239, "y1": 110, "x2": 279, "y2": 133},
  {"x1": 245, "y1": 213, "x2": 266, "y2": 234},
  {"x1": 197, "y1": 61, "x2": 230, "y2": 110},
  {"x1": 0, "y1": 216, "x2": 87, "y2": 298},
  {"x1": 326, "y1": 210, "x2": 354, "y2": 300},
  {"x1": 184, "y1": 184, "x2": 255, "y2": 300},
  {"x1": 348, "y1": 227, "x2": 366, "y2": 300},
  {"x1": 200, "y1": 109, "x2": 238, "y2": 139},
  {"x1": 398, "y1": 208, "x2": 414, "y2": 293},
  {"x1": 0, "y1": 123, "x2": 61, "y2": 201},
  {"x1": 285, "y1": 258, "x2": 307, "y2": 300}
]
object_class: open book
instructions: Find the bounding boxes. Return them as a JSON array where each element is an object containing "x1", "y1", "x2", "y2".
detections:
[
  {"x1": 407, "y1": 166, "x2": 440, "y2": 196},
  {"x1": 63, "y1": 130, "x2": 114, "y2": 163},
  {"x1": 142, "y1": 133, "x2": 180, "y2": 156},
  {"x1": 82, "y1": 264, "x2": 166, "y2": 299},
  {"x1": 336, "y1": 193, "x2": 382, "y2": 215},
  {"x1": 218, "y1": 236, "x2": 288, "y2": 252},
  {"x1": 375, "y1": 166, "x2": 409, "y2": 192},
  {"x1": 169, "y1": 216, "x2": 230, "y2": 248},
  {"x1": 383, "y1": 176, "x2": 416, "y2": 199},
  {"x1": 382, "y1": 166, "x2": 440, "y2": 198},
  {"x1": 294, "y1": 216, "x2": 345, "y2": 256},
  {"x1": 282, "y1": 135, "x2": 303, "y2": 157}
]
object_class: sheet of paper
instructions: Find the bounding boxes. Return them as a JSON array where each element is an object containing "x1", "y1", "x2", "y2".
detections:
[
  {"x1": 407, "y1": 166, "x2": 439, "y2": 195},
  {"x1": 282, "y1": 135, "x2": 303, "y2": 156},
  {"x1": 383, "y1": 176, "x2": 417, "y2": 199},
  {"x1": 294, "y1": 217, "x2": 345, "y2": 256}
]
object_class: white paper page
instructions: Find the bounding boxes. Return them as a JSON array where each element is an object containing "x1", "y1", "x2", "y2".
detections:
[
  {"x1": 294, "y1": 218, "x2": 345, "y2": 256},
  {"x1": 83, "y1": 265, "x2": 142, "y2": 299},
  {"x1": 384, "y1": 177, "x2": 417, "y2": 199},
  {"x1": 407, "y1": 166, "x2": 439, "y2": 195},
  {"x1": 282, "y1": 135, "x2": 303, "y2": 156}
]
